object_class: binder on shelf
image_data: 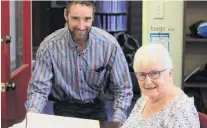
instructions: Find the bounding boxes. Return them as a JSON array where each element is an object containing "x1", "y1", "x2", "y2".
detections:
[
  {"x1": 107, "y1": 16, "x2": 111, "y2": 31},
  {"x1": 103, "y1": 15, "x2": 106, "y2": 30},
  {"x1": 94, "y1": 1, "x2": 127, "y2": 34}
]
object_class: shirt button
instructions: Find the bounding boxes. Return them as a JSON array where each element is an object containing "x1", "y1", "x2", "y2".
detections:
[
  {"x1": 82, "y1": 92, "x2": 84, "y2": 94},
  {"x1": 79, "y1": 68, "x2": 81, "y2": 70},
  {"x1": 81, "y1": 81, "x2": 83, "y2": 83},
  {"x1": 79, "y1": 54, "x2": 81, "y2": 57}
]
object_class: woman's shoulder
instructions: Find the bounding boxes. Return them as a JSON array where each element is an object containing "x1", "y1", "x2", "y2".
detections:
[
  {"x1": 166, "y1": 88, "x2": 200, "y2": 127},
  {"x1": 130, "y1": 96, "x2": 146, "y2": 113},
  {"x1": 128, "y1": 96, "x2": 145, "y2": 114},
  {"x1": 120, "y1": 97, "x2": 145, "y2": 128},
  {"x1": 135, "y1": 96, "x2": 145, "y2": 106},
  {"x1": 174, "y1": 89, "x2": 195, "y2": 109},
  {"x1": 169, "y1": 88, "x2": 198, "y2": 119}
]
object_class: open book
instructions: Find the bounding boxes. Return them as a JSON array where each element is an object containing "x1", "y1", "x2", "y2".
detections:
[
  {"x1": 184, "y1": 67, "x2": 200, "y2": 82},
  {"x1": 10, "y1": 113, "x2": 100, "y2": 128}
]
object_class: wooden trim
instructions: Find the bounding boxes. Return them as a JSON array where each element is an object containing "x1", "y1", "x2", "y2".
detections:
[
  {"x1": 185, "y1": 34, "x2": 207, "y2": 43},
  {"x1": 23, "y1": 1, "x2": 32, "y2": 67},
  {"x1": 127, "y1": 1, "x2": 131, "y2": 34},
  {"x1": 1, "y1": 1, "x2": 11, "y2": 83},
  {"x1": 1, "y1": 0, "x2": 10, "y2": 119},
  {"x1": 182, "y1": 1, "x2": 187, "y2": 90},
  {"x1": 11, "y1": 64, "x2": 29, "y2": 78},
  {"x1": 184, "y1": 83, "x2": 207, "y2": 88}
]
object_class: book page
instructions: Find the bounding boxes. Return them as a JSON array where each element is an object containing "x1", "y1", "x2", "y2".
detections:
[{"x1": 10, "y1": 113, "x2": 100, "y2": 128}]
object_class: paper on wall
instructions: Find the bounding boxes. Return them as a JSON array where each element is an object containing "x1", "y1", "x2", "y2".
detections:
[{"x1": 150, "y1": 33, "x2": 170, "y2": 51}]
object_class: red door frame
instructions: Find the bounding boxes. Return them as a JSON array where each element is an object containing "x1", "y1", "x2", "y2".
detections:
[
  {"x1": 1, "y1": 1, "x2": 32, "y2": 128},
  {"x1": 1, "y1": 0, "x2": 11, "y2": 119}
]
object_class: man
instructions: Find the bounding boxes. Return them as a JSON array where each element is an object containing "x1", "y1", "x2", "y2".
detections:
[{"x1": 25, "y1": 1, "x2": 133, "y2": 125}]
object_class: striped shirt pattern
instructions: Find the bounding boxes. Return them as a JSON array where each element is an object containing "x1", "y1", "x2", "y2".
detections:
[{"x1": 25, "y1": 26, "x2": 133, "y2": 123}]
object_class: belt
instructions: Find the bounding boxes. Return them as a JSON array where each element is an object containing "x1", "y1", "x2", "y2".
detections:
[{"x1": 55, "y1": 97, "x2": 102, "y2": 106}]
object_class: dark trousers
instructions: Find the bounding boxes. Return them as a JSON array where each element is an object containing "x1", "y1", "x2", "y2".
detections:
[{"x1": 53, "y1": 98, "x2": 108, "y2": 121}]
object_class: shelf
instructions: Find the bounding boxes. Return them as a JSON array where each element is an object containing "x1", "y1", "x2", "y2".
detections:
[
  {"x1": 185, "y1": 34, "x2": 207, "y2": 43},
  {"x1": 107, "y1": 30, "x2": 127, "y2": 33},
  {"x1": 95, "y1": 12, "x2": 127, "y2": 15},
  {"x1": 184, "y1": 82, "x2": 207, "y2": 88}
]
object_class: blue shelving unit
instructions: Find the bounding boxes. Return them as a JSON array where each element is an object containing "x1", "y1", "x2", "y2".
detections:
[{"x1": 94, "y1": 1, "x2": 128, "y2": 34}]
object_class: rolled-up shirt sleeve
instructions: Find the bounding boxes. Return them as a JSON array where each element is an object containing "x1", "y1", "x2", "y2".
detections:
[
  {"x1": 25, "y1": 45, "x2": 53, "y2": 113},
  {"x1": 109, "y1": 45, "x2": 133, "y2": 123}
]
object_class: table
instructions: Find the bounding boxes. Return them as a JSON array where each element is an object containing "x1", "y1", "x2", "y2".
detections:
[{"x1": 10, "y1": 113, "x2": 121, "y2": 128}]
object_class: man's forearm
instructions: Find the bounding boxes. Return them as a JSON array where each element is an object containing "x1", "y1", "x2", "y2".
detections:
[
  {"x1": 25, "y1": 94, "x2": 47, "y2": 113},
  {"x1": 113, "y1": 86, "x2": 133, "y2": 123}
]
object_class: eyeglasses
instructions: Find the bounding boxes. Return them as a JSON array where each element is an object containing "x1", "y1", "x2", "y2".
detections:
[{"x1": 136, "y1": 68, "x2": 169, "y2": 81}]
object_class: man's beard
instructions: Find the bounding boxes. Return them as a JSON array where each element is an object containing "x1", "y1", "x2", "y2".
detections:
[{"x1": 69, "y1": 28, "x2": 91, "y2": 42}]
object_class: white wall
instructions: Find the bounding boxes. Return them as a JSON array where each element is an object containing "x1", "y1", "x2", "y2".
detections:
[{"x1": 142, "y1": 1, "x2": 184, "y2": 87}]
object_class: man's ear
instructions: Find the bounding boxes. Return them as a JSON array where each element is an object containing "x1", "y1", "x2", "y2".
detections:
[{"x1": 64, "y1": 8, "x2": 68, "y2": 21}]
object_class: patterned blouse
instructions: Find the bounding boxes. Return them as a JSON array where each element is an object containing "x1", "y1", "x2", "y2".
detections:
[{"x1": 121, "y1": 88, "x2": 200, "y2": 128}]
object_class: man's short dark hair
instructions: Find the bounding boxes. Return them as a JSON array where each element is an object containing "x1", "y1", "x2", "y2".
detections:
[{"x1": 66, "y1": 1, "x2": 96, "y2": 15}]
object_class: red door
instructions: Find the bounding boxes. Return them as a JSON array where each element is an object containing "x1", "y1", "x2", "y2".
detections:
[{"x1": 1, "y1": 1, "x2": 32, "y2": 128}]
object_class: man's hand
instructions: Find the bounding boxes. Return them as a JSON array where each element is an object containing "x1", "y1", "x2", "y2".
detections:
[{"x1": 112, "y1": 120, "x2": 122, "y2": 128}]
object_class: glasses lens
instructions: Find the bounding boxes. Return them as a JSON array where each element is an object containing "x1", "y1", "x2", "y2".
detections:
[
  {"x1": 138, "y1": 73, "x2": 146, "y2": 81},
  {"x1": 149, "y1": 71, "x2": 160, "y2": 80}
]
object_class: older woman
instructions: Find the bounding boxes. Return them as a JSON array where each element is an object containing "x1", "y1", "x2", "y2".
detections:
[{"x1": 121, "y1": 44, "x2": 200, "y2": 128}]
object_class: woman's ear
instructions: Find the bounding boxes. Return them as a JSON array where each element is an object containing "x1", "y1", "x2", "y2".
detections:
[
  {"x1": 64, "y1": 8, "x2": 68, "y2": 21},
  {"x1": 169, "y1": 69, "x2": 174, "y2": 82}
]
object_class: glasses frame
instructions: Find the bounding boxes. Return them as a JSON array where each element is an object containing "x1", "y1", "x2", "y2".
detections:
[{"x1": 136, "y1": 68, "x2": 169, "y2": 81}]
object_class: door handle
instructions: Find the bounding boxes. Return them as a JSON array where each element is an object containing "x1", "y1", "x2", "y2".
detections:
[
  {"x1": 1, "y1": 38, "x2": 4, "y2": 43},
  {"x1": 1, "y1": 35, "x2": 11, "y2": 44},
  {"x1": 1, "y1": 83, "x2": 6, "y2": 92},
  {"x1": 5, "y1": 35, "x2": 11, "y2": 43},
  {"x1": 1, "y1": 82, "x2": 16, "y2": 92}
]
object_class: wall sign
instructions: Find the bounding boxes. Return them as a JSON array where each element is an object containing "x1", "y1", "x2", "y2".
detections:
[{"x1": 150, "y1": 33, "x2": 170, "y2": 51}]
